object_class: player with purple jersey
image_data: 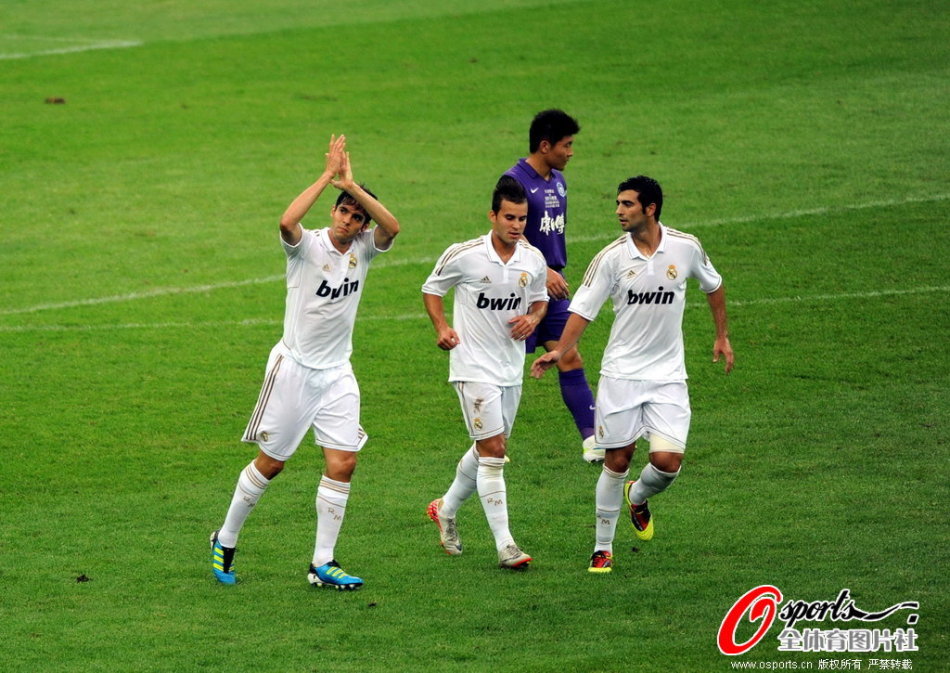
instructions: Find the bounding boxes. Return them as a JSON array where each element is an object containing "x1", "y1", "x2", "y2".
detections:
[{"x1": 504, "y1": 109, "x2": 601, "y2": 462}]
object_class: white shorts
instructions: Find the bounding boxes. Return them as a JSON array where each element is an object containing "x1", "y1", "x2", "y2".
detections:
[
  {"x1": 242, "y1": 344, "x2": 367, "y2": 460},
  {"x1": 452, "y1": 381, "x2": 522, "y2": 440},
  {"x1": 594, "y1": 377, "x2": 690, "y2": 452}
]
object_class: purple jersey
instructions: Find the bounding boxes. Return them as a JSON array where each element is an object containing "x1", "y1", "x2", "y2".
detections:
[{"x1": 504, "y1": 159, "x2": 568, "y2": 270}]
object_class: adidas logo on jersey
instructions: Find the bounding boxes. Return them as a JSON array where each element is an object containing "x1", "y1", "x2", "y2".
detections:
[
  {"x1": 476, "y1": 292, "x2": 522, "y2": 311},
  {"x1": 316, "y1": 277, "x2": 360, "y2": 300},
  {"x1": 627, "y1": 286, "x2": 675, "y2": 305},
  {"x1": 481, "y1": 276, "x2": 492, "y2": 283}
]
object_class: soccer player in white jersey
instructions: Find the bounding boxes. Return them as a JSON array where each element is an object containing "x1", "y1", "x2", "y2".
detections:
[
  {"x1": 422, "y1": 176, "x2": 549, "y2": 569},
  {"x1": 210, "y1": 134, "x2": 399, "y2": 589},
  {"x1": 531, "y1": 175, "x2": 734, "y2": 573}
]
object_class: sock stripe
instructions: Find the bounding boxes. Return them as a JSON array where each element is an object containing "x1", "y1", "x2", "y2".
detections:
[
  {"x1": 319, "y1": 479, "x2": 351, "y2": 496},
  {"x1": 243, "y1": 465, "x2": 269, "y2": 491}
]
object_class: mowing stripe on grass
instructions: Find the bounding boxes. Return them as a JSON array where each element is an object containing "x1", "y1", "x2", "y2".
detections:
[
  {"x1": 1, "y1": 193, "x2": 947, "y2": 317},
  {"x1": 1, "y1": 286, "x2": 946, "y2": 333}
]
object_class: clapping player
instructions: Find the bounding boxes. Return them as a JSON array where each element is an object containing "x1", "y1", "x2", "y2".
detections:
[{"x1": 211, "y1": 135, "x2": 399, "y2": 590}]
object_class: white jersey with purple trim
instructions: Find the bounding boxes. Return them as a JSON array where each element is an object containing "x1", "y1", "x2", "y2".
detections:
[
  {"x1": 279, "y1": 227, "x2": 387, "y2": 370},
  {"x1": 422, "y1": 234, "x2": 548, "y2": 386},
  {"x1": 569, "y1": 225, "x2": 722, "y2": 381}
]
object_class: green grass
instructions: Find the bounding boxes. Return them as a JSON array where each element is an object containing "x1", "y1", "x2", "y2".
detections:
[{"x1": 1, "y1": 1, "x2": 948, "y2": 671}]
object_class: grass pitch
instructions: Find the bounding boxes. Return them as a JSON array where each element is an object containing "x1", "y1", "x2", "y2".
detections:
[{"x1": 1, "y1": 1, "x2": 947, "y2": 672}]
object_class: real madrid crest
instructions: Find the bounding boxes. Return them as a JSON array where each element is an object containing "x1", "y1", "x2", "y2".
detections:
[
  {"x1": 348, "y1": 254, "x2": 358, "y2": 269},
  {"x1": 666, "y1": 265, "x2": 678, "y2": 280},
  {"x1": 473, "y1": 418, "x2": 483, "y2": 431},
  {"x1": 519, "y1": 272, "x2": 529, "y2": 288}
]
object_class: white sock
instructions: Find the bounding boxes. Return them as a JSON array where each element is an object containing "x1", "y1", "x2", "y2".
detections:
[
  {"x1": 219, "y1": 461, "x2": 271, "y2": 548},
  {"x1": 477, "y1": 456, "x2": 514, "y2": 551},
  {"x1": 629, "y1": 462, "x2": 680, "y2": 504},
  {"x1": 441, "y1": 443, "x2": 478, "y2": 518},
  {"x1": 313, "y1": 475, "x2": 350, "y2": 567},
  {"x1": 595, "y1": 465, "x2": 628, "y2": 553}
]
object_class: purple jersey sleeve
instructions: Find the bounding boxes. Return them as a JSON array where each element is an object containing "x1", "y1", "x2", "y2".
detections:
[{"x1": 504, "y1": 159, "x2": 568, "y2": 269}]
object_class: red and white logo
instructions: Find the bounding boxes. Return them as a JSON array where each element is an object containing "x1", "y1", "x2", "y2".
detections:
[
  {"x1": 718, "y1": 586, "x2": 920, "y2": 656},
  {"x1": 717, "y1": 585, "x2": 784, "y2": 656}
]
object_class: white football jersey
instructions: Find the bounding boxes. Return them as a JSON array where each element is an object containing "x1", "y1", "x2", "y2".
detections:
[
  {"x1": 570, "y1": 225, "x2": 722, "y2": 381},
  {"x1": 422, "y1": 234, "x2": 548, "y2": 386},
  {"x1": 279, "y1": 227, "x2": 386, "y2": 369}
]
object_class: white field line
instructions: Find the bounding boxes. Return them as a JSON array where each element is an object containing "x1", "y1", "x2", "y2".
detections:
[
  {"x1": 668, "y1": 192, "x2": 950, "y2": 231},
  {"x1": 1, "y1": 192, "x2": 947, "y2": 318},
  {"x1": 1, "y1": 286, "x2": 946, "y2": 334},
  {"x1": 0, "y1": 276, "x2": 286, "y2": 317},
  {"x1": 0, "y1": 35, "x2": 142, "y2": 60}
]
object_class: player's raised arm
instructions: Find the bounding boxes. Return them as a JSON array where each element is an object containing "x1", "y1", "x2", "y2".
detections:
[
  {"x1": 279, "y1": 134, "x2": 347, "y2": 245},
  {"x1": 706, "y1": 285, "x2": 734, "y2": 373},
  {"x1": 531, "y1": 312, "x2": 591, "y2": 378},
  {"x1": 423, "y1": 292, "x2": 461, "y2": 351},
  {"x1": 330, "y1": 149, "x2": 400, "y2": 250}
]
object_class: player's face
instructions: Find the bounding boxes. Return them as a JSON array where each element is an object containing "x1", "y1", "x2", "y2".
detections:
[
  {"x1": 330, "y1": 202, "x2": 369, "y2": 244},
  {"x1": 544, "y1": 136, "x2": 574, "y2": 171},
  {"x1": 489, "y1": 199, "x2": 529, "y2": 248},
  {"x1": 616, "y1": 189, "x2": 654, "y2": 232}
]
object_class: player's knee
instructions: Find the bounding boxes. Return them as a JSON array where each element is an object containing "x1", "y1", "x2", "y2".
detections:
[
  {"x1": 475, "y1": 435, "x2": 506, "y2": 459},
  {"x1": 650, "y1": 453, "x2": 682, "y2": 473},
  {"x1": 326, "y1": 452, "x2": 358, "y2": 481},
  {"x1": 556, "y1": 346, "x2": 584, "y2": 371},
  {"x1": 254, "y1": 452, "x2": 285, "y2": 479},
  {"x1": 605, "y1": 442, "x2": 636, "y2": 472},
  {"x1": 648, "y1": 436, "x2": 684, "y2": 472}
]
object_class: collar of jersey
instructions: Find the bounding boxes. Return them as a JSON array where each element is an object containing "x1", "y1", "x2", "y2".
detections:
[
  {"x1": 318, "y1": 227, "x2": 352, "y2": 256},
  {"x1": 518, "y1": 157, "x2": 558, "y2": 183},
  {"x1": 482, "y1": 232, "x2": 523, "y2": 266},
  {"x1": 625, "y1": 222, "x2": 668, "y2": 260}
]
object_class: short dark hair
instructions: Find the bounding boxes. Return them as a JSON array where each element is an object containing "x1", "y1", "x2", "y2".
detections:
[
  {"x1": 529, "y1": 109, "x2": 580, "y2": 153},
  {"x1": 618, "y1": 175, "x2": 663, "y2": 220},
  {"x1": 335, "y1": 184, "x2": 377, "y2": 225},
  {"x1": 492, "y1": 175, "x2": 527, "y2": 213}
]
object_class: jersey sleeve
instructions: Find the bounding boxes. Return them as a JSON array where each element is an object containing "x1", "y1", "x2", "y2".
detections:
[
  {"x1": 369, "y1": 226, "x2": 394, "y2": 255},
  {"x1": 569, "y1": 250, "x2": 614, "y2": 321},
  {"x1": 527, "y1": 258, "x2": 549, "y2": 305},
  {"x1": 281, "y1": 227, "x2": 311, "y2": 258},
  {"x1": 691, "y1": 243, "x2": 723, "y2": 293},
  {"x1": 421, "y1": 244, "x2": 465, "y2": 297},
  {"x1": 355, "y1": 229, "x2": 383, "y2": 264}
]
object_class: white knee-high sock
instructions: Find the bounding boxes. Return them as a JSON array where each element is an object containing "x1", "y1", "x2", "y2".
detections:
[
  {"x1": 219, "y1": 461, "x2": 271, "y2": 548},
  {"x1": 629, "y1": 462, "x2": 680, "y2": 504},
  {"x1": 313, "y1": 476, "x2": 350, "y2": 567},
  {"x1": 441, "y1": 443, "x2": 479, "y2": 517},
  {"x1": 477, "y1": 456, "x2": 514, "y2": 551},
  {"x1": 313, "y1": 475, "x2": 350, "y2": 568},
  {"x1": 595, "y1": 466, "x2": 629, "y2": 553}
]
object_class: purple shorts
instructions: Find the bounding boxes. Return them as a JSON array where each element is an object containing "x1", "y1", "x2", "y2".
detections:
[{"x1": 526, "y1": 297, "x2": 571, "y2": 354}]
